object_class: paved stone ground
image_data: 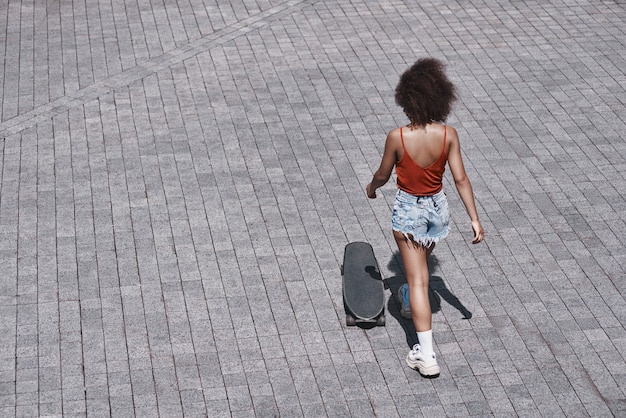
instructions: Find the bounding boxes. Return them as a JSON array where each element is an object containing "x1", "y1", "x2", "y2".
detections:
[{"x1": 1, "y1": 0, "x2": 626, "y2": 416}]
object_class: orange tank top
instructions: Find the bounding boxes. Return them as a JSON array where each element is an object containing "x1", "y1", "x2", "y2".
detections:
[{"x1": 396, "y1": 126, "x2": 447, "y2": 196}]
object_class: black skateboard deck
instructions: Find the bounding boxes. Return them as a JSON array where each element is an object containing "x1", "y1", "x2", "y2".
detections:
[{"x1": 341, "y1": 242, "x2": 385, "y2": 326}]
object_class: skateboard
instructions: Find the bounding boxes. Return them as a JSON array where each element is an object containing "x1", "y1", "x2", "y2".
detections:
[{"x1": 341, "y1": 241, "x2": 385, "y2": 326}]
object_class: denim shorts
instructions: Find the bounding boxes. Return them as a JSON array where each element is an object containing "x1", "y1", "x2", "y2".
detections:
[{"x1": 391, "y1": 189, "x2": 450, "y2": 247}]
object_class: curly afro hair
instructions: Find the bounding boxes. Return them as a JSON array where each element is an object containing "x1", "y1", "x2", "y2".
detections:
[{"x1": 395, "y1": 58, "x2": 457, "y2": 126}]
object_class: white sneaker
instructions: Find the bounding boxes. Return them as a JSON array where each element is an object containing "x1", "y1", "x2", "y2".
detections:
[{"x1": 406, "y1": 344, "x2": 440, "y2": 378}]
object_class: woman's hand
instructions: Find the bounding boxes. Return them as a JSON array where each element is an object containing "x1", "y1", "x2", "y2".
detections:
[
  {"x1": 471, "y1": 220, "x2": 484, "y2": 244},
  {"x1": 366, "y1": 183, "x2": 377, "y2": 199}
]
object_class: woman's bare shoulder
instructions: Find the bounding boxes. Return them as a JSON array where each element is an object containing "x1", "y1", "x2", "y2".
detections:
[
  {"x1": 444, "y1": 125, "x2": 460, "y2": 143},
  {"x1": 442, "y1": 124, "x2": 458, "y2": 134},
  {"x1": 387, "y1": 126, "x2": 403, "y2": 137},
  {"x1": 385, "y1": 127, "x2": 404, "y2": 144}
]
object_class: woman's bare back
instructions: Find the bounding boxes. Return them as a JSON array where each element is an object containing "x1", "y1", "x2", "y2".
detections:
[{"x1": 399, "y1": 124, "x2": 447, "y2": 168}]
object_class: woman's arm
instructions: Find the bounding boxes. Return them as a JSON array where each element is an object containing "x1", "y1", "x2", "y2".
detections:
[
  {"x1": 446, "y1": 127, "x2": 484, "y2": 243},
  {"x1": 366, "y1": 129, "x2": 400, "y2": 198}
]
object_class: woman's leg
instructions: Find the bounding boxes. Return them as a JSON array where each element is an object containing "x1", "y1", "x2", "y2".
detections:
[
  {"x1": 393, "y1": 231, "x2": 432, "y2": 331},
  {"x1": 395, "y1": 231, "x2": 440, "y2": 376}
]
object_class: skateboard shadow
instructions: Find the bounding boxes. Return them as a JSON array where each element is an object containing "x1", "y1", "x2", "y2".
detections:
[{"x1": 384, "y1": 251, "x2": 472, "y2": 348}]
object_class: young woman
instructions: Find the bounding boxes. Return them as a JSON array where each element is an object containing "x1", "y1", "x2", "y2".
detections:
[{"x1": 366, "y1": 58, "x2": 484, "y2": 378}]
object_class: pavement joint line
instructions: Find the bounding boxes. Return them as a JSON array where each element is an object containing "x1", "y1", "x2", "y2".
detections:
[{"x1": 0, "y1": 0, "x2": 314, "y2": 139}]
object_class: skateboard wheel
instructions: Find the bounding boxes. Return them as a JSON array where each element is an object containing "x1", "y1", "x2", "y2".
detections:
[
  {"x1": 376, "y1": 315, "x2": 386, "y2": 327},
  {"x1": 346, "y1": 315, "x2": 356, "y2": 326}
]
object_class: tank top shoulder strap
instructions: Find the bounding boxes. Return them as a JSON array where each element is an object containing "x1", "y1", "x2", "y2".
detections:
[
  {"x1": 441, "y1": 125, "x2": 447, "y2": 157},
  {"x1": 400, "y1": 127, "x2": 406, "y2": 149}
]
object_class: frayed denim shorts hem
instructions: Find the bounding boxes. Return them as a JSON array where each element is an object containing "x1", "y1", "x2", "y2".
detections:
[{"x1": 391, "y1": 189, "x2": 450, "y2": 247}]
